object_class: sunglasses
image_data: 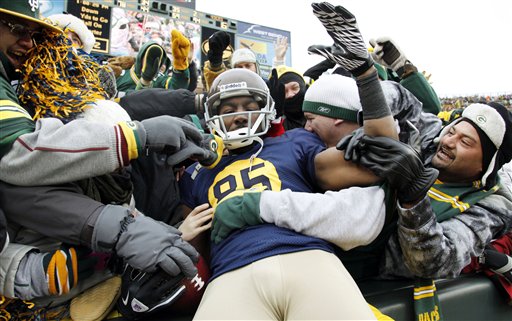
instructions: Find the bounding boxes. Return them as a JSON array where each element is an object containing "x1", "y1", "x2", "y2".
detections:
[{"x1": 0, "y1": 19, "x2": 41, "y2": 40}]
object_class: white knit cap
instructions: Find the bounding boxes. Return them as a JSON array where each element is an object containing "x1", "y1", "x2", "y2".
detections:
[
  {"x1": 302, "y1": 74, "x2": 361, "y2": 122},
  {"x1": 47, "y1": 13, "x2": 96, "y2": 54},
  {"x1": 231, "y1": 48, "x2": 260, "y2": 74}
]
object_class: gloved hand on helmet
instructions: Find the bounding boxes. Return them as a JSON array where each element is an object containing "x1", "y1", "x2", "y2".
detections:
[{"x1": 92, "y1": 206, "x2": 199, "y2": 279}]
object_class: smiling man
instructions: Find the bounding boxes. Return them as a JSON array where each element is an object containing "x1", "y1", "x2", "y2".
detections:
[{"x1": 0, "y1": 1, "x2": 214, "y2": 186}]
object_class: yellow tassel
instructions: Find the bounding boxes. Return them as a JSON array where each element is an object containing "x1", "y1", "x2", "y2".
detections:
[{"x1": 18, "y1": 29, "x2": 108, "y2": 121}]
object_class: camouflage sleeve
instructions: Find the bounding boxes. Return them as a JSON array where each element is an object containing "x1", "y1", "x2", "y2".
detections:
[{"x1": 382, "y1": 190, "x2": 512, "y2": 279}]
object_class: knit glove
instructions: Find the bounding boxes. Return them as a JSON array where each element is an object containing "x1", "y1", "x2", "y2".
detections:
[
  {"x1": 171, "y1": 29, "x2": 190, "y2": 71},
  {"x1": 336, "y1": 127, "x2": 365, "y2": 162},
  {"x1": 140, "y1": 43, "x2": 166, "y2": 81},
  {"x1": 207, "y1": 31, "x2": 230, "y2": 67},
  {"x1": 311, "y1": 2, "x2": 373, "y2": 77},
  {"x1": 266, "y1": 68, "x2": 285, "y2": 118},
  {"x1": 211, "y1": 190, "x2": 264, "y2": 244},
  {"x1": 480, "y1": 246, "x2": 512, "y2": 283},
  {"x1": 369, "y1": 37, "x2": 409, "y2": 74},
  {"x1": 358, "y1": 135, "x2": 438, "y2": 204},
  {"x1": 42, "y1": 245, "x2": 97, "y2": 296}
]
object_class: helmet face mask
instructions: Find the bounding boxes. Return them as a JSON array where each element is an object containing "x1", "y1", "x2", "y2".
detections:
[{"x1": 205, "y1": 69, "x2": 275, "y2": 150}]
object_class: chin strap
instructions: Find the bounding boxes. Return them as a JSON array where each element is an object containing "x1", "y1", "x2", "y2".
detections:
[{"x1": 248, "y1": 136, "x2": 264, "y2": 172}]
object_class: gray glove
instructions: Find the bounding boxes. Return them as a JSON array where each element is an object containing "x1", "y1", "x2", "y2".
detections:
[
  {"x1": 92, "y1": 205, "x2": 199, "y2": 278},
  {"x1": 165, "y1": 133, "x2": 220, "y2": 167},
  {"x1": 311, "y1": 2, "x2": 373, "y2": 76},
  {"x1": 138, "y1": 116, "x2": 214, "y2": 164},
  {"x1": 358, "y1": 135, "x2": 439, "y2": 204},
  {"x1": 369, "y1": 37, "x2": 409, "y2": 73}
]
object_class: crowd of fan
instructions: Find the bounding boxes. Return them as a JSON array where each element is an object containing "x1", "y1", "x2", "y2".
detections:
[{"x1": 441, "y1": 93, "x2": 512, "y2": 110}]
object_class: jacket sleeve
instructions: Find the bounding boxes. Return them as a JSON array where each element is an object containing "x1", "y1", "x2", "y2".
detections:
[
  {"x1": 259, "y1": 186, "x2": 386, "y2": 250},
  {"x1": 400, "y1": 72, "x2": 442, "y2": 116},
  {"x1": 381, "y1": 81, "x2": 442, "y2": 155},
  {"x1": 0, "y1": 117, "x2": 141, "y2": 186},
  {"x1": 387, "y1": 185, "x2": 512, "y2": 279},
  {"x1": 0, "y1": 243, "x2": 36, "y2": 298},
  {"x1": 202, "y1": 60, "x2": 227, "y2": 92},
  {"x1": 119, "y1": 88, "x2": 196, "y2": 121},
  {"x1": 0, "y1": 180, "x2": 104, "y2": 246}
]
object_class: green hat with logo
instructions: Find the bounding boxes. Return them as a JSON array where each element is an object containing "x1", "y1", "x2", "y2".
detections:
[{"x1": 0, "y1": 0, "x2": 61, "y2": 32}]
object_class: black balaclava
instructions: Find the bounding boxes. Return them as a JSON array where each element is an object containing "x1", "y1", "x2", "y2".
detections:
[{"x1": 279, "y1": 72, "x2": 307, "y2": 130}]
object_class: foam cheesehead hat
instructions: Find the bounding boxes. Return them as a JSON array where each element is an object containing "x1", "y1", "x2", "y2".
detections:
[
  {"x1": 231, "y1": 48, "x2": 260, "y2": 75},
  {"x1": 0, "y1": 0, "x2": 61, "y2": 33},
  {"x1": 302, "y1": 73, "x2": 361, "y2": 123},
  {"x1": 47, "y1": 13, "x2": 95, "y2": 53},
  {"x1": 437, "y1": 102, "x2": 512, "y2": 189}
]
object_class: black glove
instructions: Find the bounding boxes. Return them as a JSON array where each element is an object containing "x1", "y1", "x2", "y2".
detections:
[
  {"x1": 358, "y1": 135, "x2": 439, "y2": 203},
  {"x1": 480, "y1": 247, "x2": 512, "y2": 283},
  {"x1": 266, "y1": 68, "x2": 285, "y2": 118},
  {"x1": 140, "y1": 43, "x2": 166, "y2": 81},
  {"x1": 303, "y1": 58, "x2": 336, "y2": 81},
  {"x1": 207, "y1": 31, "x2": 230, "y2": 66},
  {"x1": 311, "y1": 2, "x2": 373, "y2": 76},
  {"x1": 139, "y1": 116, "x2": 203, "y2": 155},
  {"x1": 336, "y1": 127, "x2": 364, "y2": 162}
]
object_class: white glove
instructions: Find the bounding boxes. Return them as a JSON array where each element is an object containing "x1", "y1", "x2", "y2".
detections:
[{"x1": 369, "y1": 37, "x2": 409, "y2": 72}]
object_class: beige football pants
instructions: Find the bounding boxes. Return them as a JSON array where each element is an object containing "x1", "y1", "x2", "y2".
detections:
[{"x1": 193, "y1": 249, "x2": 376, "y2": 320}]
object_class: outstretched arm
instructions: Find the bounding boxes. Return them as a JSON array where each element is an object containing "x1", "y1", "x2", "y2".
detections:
[{"x1": 311, "y1": 3, "x2": 397, "y2": 190}]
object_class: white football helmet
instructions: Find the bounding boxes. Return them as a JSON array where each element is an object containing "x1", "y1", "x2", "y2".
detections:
[{"x1": 205, "y1": 68, "x2": 275, "y2": 150}]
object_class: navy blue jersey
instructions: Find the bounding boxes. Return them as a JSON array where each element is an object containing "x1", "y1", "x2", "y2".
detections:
[{"x1": 180, "y1": 129, "x2": 334, "y2": 280}]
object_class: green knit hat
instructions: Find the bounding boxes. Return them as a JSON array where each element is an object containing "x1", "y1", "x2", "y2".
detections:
[
  {"x1": 302, "y1": 74, "x2": 361, "y2": 122},
  {"x1": 0, "y1": 0, "x2": 61, "y2": 33}
]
